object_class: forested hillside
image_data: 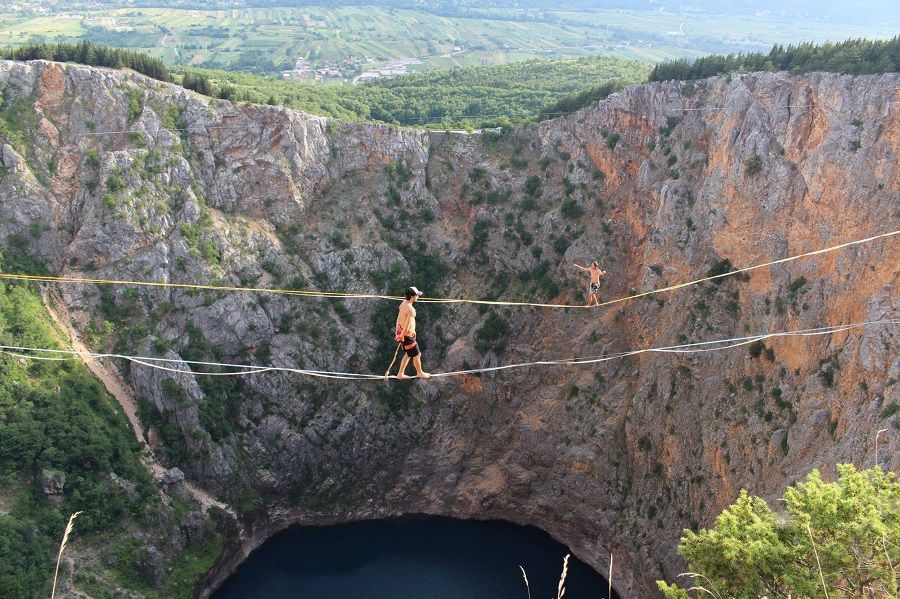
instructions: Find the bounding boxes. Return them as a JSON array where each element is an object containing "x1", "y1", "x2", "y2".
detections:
[
  {"x1": 0, "y1": 42, "x2": 647, "y2": 127},
  {"x1": 6, "y1": 1, "x2": 896, "y2": 75},
  {"x1": 0, "y1": 279, "x2": 223, "y2": 598},
  {"x1": 650, "y1": 37, "x2": 900, "y2": 81},
  {"x1": 4, "y1": 38, "x2": 898, "y2": 129},
  {"x1": 0, "y1": 41, "x2": 170, "y2": 82},
  {"x1": 180, "y1": 55, "x2": 649, "y2": 127}
]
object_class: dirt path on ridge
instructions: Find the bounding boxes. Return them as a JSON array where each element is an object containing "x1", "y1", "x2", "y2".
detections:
[
  {"x1": 41, "y1": 290, "x2": 237, "y2": 517},
  {"x1": 43, "y1": 291, "x2": 146, "y2": 443}
]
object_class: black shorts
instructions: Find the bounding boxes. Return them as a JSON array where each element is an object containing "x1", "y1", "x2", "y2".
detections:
[
  {"x1": 402, "y1": 335, "x2": 420, "y2": 358},
  {"x1": 590, "y1": 282, "x2": 601, "y2": 293}
]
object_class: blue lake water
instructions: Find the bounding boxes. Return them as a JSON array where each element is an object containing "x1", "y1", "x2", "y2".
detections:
[{"x1": 212, "y1": 516, "x2": 616, "y2": 599}]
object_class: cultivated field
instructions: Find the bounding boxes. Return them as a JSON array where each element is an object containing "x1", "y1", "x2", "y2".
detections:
[{"x1": 3, "y1": 5, "x2": 894, "y2": 80}]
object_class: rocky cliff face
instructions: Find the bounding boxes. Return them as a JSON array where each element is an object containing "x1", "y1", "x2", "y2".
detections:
[{"x1": 1, "y1": 60, "x2": 897, "y2": 597}]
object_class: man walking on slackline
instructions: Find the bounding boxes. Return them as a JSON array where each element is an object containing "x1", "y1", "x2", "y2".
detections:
[
  {"x1": 393, "y1": 286, "x2": 431, "y2": 379},
  {"x1": 573, "y1": 261, "x2": 607, "y2": 307}
]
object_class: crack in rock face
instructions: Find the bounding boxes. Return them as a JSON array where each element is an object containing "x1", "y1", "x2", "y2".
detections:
[{"x1": 1, "y1": 60, "x2": 898, "y2": 597}]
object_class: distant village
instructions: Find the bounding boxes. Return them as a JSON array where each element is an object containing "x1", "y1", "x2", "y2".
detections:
[
  {"x1": 5, "y1": 3, "x2": 50, "y2": 15},
  {"x1": 281, "y1": 55, "x2": 427, "y2": 84}
]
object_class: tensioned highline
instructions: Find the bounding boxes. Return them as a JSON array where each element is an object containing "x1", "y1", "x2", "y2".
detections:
[
  {"x1": 1, "y1": 321, "x2": 895, "y2": 381},
  {"x1": 0, "y1": 230, "x2": 896, "y2": 309}
]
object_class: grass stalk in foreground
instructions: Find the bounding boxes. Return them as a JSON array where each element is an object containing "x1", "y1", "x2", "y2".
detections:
[
  {"x1": 51, "y1": 511, "x2": 82, "y2": 599},
  {"x1": 556, "y1": 553, "x2": 570, "y2": 599},
  {"x1": 518, "y1": 565, "x2": 531, "y2": 599}
]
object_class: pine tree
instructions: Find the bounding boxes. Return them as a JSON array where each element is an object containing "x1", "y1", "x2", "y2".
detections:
[
  {"x1": 658, "y1": 465, "x2": 900, "y2": 598},
  {"x1": 649, "y1": 36, "x2": 899, "y2": 81},
  {"x1": 0, "y1": 42, "x2": 171, "y2": 82}
]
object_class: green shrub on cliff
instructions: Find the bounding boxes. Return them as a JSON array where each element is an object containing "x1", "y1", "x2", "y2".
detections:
[
  {"x1": 0, "y1": 283, "x2": 154, "y2": 597},
  {"x1": 657, "y1": 464, "x2": 900, "y2": 598},
  {"x1": 744, "y1": 154, "x2": 763, "y2": 177},
  {"x1": 475, "y1": 310, "x2": 511, "y2": 355},
  {"x1": 0, "y1": 93, "x2": 40, "y2": 160}
]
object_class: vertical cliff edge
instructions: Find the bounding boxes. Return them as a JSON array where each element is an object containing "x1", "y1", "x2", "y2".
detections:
[{"x1": 0, "y1": 60, "x2": 897, "y2": 597}]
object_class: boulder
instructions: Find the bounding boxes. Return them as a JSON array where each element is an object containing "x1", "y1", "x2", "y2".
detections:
[
  {"x1": 161, "y1": 467, "x2": 185, "y2": 486},
  {"x1": 37, "y1": 469, "x2": 65, "y2": 503},
  {"x1": 110, "y1": 472, "x2": 139, "y2": 502},
  {"x1": 161, "y1": 467, "x2": 189, "y2": 501}
]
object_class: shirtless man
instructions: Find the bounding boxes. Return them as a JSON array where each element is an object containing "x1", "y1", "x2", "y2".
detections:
[
  {"x1": 393, "y1": 286, "x2": 431, "y2": 379},
  {"x1": 573, "y1": 261, "x2": 607, "y2": 307}
]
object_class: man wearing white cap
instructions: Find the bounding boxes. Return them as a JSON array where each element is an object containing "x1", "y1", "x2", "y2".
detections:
[{"x1": 393, "y1": 286, "x2": 431, "y2": 379}]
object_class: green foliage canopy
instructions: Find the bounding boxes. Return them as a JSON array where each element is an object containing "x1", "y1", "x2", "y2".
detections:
[
  {"x1": 175, "y1": 55, "x2": 648, "y2": 128},
  {"x1": 0, "y1": 41, "x2": 170, "y2": 82},
  {"x1": 538, "y1": 81, "x2": 620, "y2": 120},
  {"x1": 658, "y1": 464, "x2": 900, "y2": 598},
  {"x1": 650, "y1": 37, "x2": 900, "y2": 82},
  {"x1": 0, "y1": 283, "x2": 153, "y2": 598}
]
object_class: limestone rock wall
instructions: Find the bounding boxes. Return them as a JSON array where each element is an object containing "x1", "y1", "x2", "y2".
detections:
[{"x1": 0, "y1": 60, "x2": 897, "y2": 597}]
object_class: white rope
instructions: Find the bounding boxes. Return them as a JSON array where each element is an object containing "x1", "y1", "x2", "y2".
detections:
[
  {"x1": 2, "y1": 320, "x2": 894, "y2": 381},
  {"x1": 0, "y1": 349, "x2": 78, "y2": 361},
  {"x1": 126, "y1": 356, "x2": 275, "y2": 377},
  {"x1": 0, "y1": 345, "x2": 382, "y2": 380},
  {"x1": 430, "y1": 321, "x2": 894, "y2": 377},
  {"x1": 75, "y1": 113, "x2": 571, "y2": 137}
]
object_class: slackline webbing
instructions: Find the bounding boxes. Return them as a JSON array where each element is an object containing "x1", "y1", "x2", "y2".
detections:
[
  {"x1": 0, "y1": 229, "x2": 896, "y2": 310},
  {"x1": 1, "y1": 320, "x2": 894, "y2": 381}
]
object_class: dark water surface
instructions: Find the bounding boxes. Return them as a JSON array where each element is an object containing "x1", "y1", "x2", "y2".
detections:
[{"x1": 212, "y1": 516, "x2": 616, "y2": 599}]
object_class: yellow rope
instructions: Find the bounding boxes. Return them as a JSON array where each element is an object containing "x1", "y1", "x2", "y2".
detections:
[
  {"x1": 0, "y1": 271, "x2": 403, "y2": 300},
  {"x1": 383, "y1": 343, "x2": 402, "y2": 381},
  {"x1": 423, "y1": 229, "x2": 900, "y2": 308},
  {"x1": 0, "y1": 229, "x2": 895, "y2": 309}
]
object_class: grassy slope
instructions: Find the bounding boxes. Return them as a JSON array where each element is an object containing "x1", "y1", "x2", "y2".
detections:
[
  {"x1": 0, "y1": 279, "x2": 146, "y2": 596},
  {"x1": 0, "y1": 275, "x2": 220, "y2": 598}
]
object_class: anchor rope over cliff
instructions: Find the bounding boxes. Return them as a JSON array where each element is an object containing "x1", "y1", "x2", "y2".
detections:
[
  {"x1": 1, "y1": 321, "x2": 896, "y2": 380},
  {"x1": 0, "y1": 230, "x2": 896, "y2": 309}
]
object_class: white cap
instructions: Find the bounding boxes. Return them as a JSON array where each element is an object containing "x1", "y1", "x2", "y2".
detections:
[{"x1": 406, "y1": 286, "x2": 424, "y2": 297}]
